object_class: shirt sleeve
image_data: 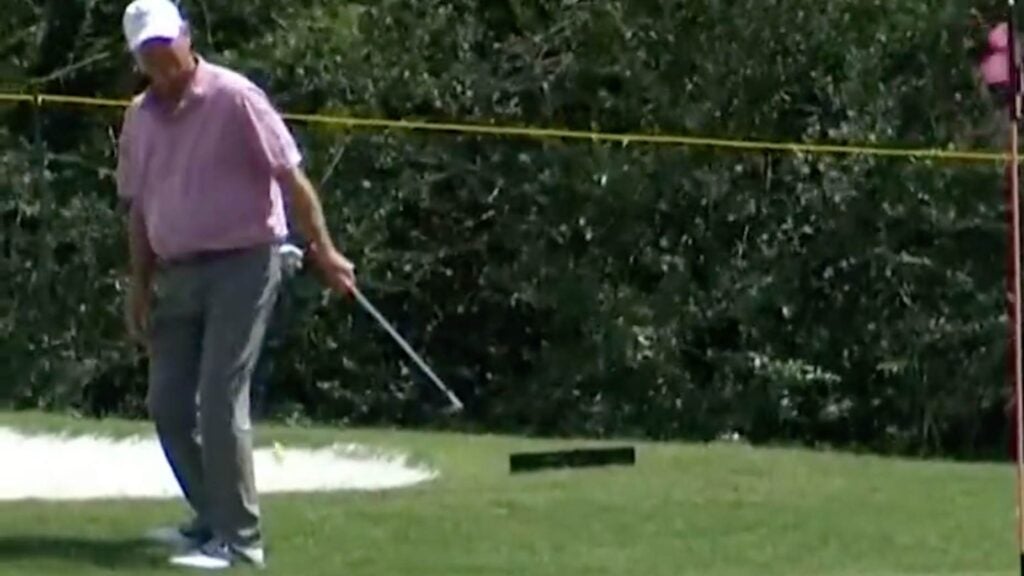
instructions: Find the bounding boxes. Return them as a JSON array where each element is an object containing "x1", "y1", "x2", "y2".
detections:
[{"x1": 236, "y1": 86, "x2": 303, "y2": 176}]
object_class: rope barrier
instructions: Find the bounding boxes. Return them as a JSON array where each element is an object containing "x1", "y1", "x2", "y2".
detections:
[{"x1": 0, "y1": 92, "x2": 1008, "y2": 163}]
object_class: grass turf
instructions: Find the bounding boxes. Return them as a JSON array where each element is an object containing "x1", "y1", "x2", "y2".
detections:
[{"x1": 0, "y1": 410, "x2": 1016, "y2": 576}]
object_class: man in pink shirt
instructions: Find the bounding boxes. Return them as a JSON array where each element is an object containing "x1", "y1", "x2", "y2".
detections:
[
  {"x1": 978, "y1": 20, "x2": 1024, "y2": 464},
  {"x1": 980, "y1": 22, "x2": 1014, "y2": 105},
  {"x1": 116, "y1": 0, "x2": 356, "y2": 569}
]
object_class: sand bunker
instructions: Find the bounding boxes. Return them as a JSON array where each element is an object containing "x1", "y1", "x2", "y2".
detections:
[{"x1": 0, "y1": 426, "x2": 437, "y2": 501}]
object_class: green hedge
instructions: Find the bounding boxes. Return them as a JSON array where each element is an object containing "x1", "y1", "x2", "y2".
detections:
[{"x1": 0, "y1": 0, "x2": 1015, "y2": 458}]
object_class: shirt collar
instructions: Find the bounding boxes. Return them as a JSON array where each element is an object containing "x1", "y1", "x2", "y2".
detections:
[
  {"x1": 141, "y1": 55, "x2": 211, "y2": 113},
  {"x1": 189, "y1": 57, "x2": 211, "y2": 98}
]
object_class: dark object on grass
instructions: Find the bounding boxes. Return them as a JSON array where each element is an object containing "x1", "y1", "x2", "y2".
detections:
[{"x1": 509, "y1": 446, "x2": 636, "y2": 474}]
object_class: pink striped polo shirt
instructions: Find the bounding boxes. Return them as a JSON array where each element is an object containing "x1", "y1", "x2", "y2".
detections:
[{"x1": 116, "y1": 58, "x2": 301, "y2": 261}]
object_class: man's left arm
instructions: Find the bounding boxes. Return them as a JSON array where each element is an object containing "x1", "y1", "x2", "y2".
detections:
[
  {"x1": 236, "y1": 86, "x2": 356, "y2": 292},
  {"x1": 277, "y1": 166, "x2": 344, "y2": 258}
]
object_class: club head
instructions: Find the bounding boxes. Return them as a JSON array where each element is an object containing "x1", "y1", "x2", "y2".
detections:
[{"x1": 442, "y1": 399, "x2": 464, "y2": 416}]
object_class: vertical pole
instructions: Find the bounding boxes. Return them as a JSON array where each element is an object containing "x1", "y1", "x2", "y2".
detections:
[
  {"x1": 31, "y1": 92, "x2": 50, "y2": 313},
  {"x1": 1007, "y1": 3, "x2": 1024, "y2": 574},
  {"x1": 32, "y1": 93, "x2": 45, "y2": 193},
  {"x1": 32, "y1": 93, "x2": 44, "y2": 199}
]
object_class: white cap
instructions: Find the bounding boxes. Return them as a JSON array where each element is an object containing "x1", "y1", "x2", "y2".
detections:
[{"x1": 122, "y1": 0, "x2": 184, "y2": 52}]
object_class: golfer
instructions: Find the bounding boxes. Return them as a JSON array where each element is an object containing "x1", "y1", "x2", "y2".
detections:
[{"x1": 116, "y1": 0, "x2": 355, "y2": 569}]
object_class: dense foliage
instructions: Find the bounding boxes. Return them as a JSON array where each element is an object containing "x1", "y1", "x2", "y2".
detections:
[{"x1": 0, "y1": 0, "x2": 1017, "y2": 459}]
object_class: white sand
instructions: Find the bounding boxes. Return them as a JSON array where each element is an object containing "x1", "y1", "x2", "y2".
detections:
[{"x1": 0, "y1": 426, "x2": 437, "y2": 501}]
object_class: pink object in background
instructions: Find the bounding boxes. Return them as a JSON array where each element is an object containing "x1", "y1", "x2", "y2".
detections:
[{"x1": 981, "y1": 22, "x2": 1012, "y2": 87}]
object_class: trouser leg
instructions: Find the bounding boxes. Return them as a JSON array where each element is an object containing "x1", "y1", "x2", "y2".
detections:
[
  {"x1": 198, "y1": 245, "x2": 281, "y2": 548},
  {"x1": 147, "y1": 263, "x2": 210, "y2": 528}
]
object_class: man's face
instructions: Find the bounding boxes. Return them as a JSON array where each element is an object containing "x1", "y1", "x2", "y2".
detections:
[{"x1": 134, "y1": 34, "x2": 193, "y2": 96}]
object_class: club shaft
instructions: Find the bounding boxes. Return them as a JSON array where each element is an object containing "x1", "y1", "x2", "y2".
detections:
[{"x1": 351, "y1": 286, "x2": 464, "y2": 411}]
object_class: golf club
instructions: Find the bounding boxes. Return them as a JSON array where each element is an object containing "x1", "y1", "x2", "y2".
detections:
[
  {"x1": 349, "y1": 284, "x2": 465, "y2": 413},
  {"x1": 313, "y1": 145, "x2": 462, "y2": 412}
]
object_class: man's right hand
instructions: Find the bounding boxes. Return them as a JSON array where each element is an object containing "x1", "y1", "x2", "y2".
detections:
[
  {"x1": 126, "y1": 280, "x2": 151, "y2": 347},
  {"x1": 309, "y1": 243, "x2": 357, "y2": 295}
]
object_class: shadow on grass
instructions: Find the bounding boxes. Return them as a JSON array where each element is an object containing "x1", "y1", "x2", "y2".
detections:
[{"x1": 0, "y1": 535, "x2": 163, "y2": 570}]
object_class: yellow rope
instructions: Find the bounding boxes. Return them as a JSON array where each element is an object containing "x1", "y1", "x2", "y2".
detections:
[{"x1": 0, "y1": 92, "x2": 1008, "y2": 163}]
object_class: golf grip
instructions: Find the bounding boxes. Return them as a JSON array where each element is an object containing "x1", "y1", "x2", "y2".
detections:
[{"x1": 350, "y1": 285, "x2": 465, "y2": 412}]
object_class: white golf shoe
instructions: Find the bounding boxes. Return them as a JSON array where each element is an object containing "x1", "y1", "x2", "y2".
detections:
[{"x1": 169, "y1": 538, "x2": 266, "y2": 571}]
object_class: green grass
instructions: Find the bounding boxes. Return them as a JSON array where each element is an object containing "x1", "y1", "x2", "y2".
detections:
[{"x1": 0, "y1": 410, "x2": 1016, "y2": 575}]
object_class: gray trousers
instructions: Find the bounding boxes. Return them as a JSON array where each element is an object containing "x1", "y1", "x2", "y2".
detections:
[{"x1": 146, "y1": 243, "x2": 281, "y2": 549}]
